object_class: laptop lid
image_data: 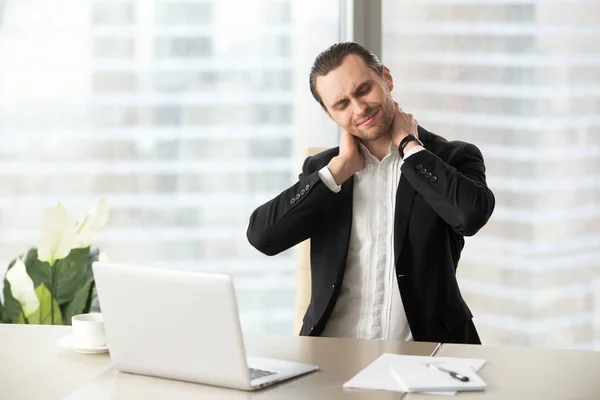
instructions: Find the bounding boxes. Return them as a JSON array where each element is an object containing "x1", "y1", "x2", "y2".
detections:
[{"x1": 92, "y1": 262, "x2": 254, "y2": 390}]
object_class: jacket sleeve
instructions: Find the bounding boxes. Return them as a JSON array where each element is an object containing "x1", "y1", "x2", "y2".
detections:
[
  {"x1": 246, "y1": 156, "x2": 338, "y2": 256},
  {"x1": 400, "y1": 143, "x2": 495, "y2": 236}
]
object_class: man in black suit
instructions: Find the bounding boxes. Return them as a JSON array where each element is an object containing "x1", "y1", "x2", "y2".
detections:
[{"x1": 246, "y1": 42, "x2": 495, "y2": 344}]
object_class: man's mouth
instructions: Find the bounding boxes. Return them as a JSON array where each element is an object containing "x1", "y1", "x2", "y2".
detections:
[{"x1": 358, "y1": 109, "x2": 379, "y2": 126}]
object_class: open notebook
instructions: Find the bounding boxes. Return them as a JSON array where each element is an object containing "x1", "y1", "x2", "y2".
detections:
[
  {"x1": 390, "y1": 357, "x2": 487, "y2": 392},
  {"x1": 344, "y1": 353, "x2": 487, "y2": 394}
]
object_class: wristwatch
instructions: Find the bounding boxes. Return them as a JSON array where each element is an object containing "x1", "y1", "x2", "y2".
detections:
[{"x1": 399, "y1": 134, "x2": 421, "y2": 158}]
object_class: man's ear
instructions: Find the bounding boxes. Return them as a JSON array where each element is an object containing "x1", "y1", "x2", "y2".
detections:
[{"x1": 382, "y1": 65, "x2": 394, "y2": 92}]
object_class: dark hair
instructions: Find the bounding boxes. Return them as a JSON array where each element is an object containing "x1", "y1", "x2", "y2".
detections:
[{"x1": 309, "y1": 41, "x2": 384, "y2": 109}]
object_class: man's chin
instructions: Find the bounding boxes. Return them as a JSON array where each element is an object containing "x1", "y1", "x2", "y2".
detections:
[{"x1": 356, "y1": 128, "x2": 388, "y2": 142}]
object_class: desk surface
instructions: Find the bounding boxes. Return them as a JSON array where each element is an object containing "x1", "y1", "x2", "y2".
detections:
[
  {"x1": 4, "y1": 324, "x2": 600, "y2": 399},
  {"x1": 1, "y1": 324, "x2": 438, "y2": 400},
  {"x1": 408, "y1": 342, "x2": 600, "y2": 400}
]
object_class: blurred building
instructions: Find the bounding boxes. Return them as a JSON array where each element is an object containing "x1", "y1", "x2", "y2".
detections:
[
  {"x1": 0, "y1": 0, "x2": 338, "y2": 334},
  {"x1": 383, "y1": 0, "x2": 600, "y2": 349}
]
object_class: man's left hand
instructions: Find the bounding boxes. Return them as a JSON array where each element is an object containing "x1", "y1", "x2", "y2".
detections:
[{"x1": 391, "y1": 103, "x2": 420, "y2": 152}]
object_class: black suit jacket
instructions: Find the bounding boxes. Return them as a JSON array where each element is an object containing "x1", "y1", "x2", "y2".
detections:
[{"x1": 246, "y1": 126, "x2": 495, "y2": 344}]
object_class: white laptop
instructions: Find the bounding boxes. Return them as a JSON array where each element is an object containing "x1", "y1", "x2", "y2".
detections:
[{"x1": 91, "y1": 261, "x2": 318, "y2": 391}]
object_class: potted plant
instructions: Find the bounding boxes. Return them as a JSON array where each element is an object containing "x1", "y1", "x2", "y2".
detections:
[{"x1": 1, "y1": 199, "x2": 108, "y2": 325}]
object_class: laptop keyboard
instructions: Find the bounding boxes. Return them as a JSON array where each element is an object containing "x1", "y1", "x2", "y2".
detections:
[{"x1": 249, "y1": 367, "x2": 276, "y2": 380}]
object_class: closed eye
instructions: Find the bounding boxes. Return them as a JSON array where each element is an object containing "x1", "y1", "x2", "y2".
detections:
[
  {"x1": 336, "y1": 100, "x2": 349, "y2": 111},
  {"x1": 356, "y1": 85, "x2": 371, "y2": 96}
]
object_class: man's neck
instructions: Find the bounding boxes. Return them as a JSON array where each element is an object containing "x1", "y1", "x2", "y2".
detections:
[{"x1": 360, "y1": 133, "x2": 394, "y2": 161}]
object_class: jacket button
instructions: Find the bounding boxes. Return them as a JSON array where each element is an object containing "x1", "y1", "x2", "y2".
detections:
[
  {"x1": 430, "y1": 176, "x2": 438, "y2": 182},
  {"x1": 416, "y1": 164, "x2": 423, "y2": 170},
  {"x1": 420, "y1": 168, "x2": 427, "y2": 174},
  {"x1": 289, "y1": 198, "x2": 296, "y2": 205},
  {"x1": 305, "y1": 184, "x2": 310, "y2": 191},
  {"x1": 295, "y1": 194, "x2": 301, "y2": 200},
  {"x1": 301, "y1": 189, "x2": 305, "y2": 195},
  {"x1": 425, "y1": 172, "x2": 432, "y2": 178}
]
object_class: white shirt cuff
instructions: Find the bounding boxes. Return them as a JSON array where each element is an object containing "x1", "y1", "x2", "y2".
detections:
[
  {"x1": 318, "y1": 166, "x2": 342, "y2": 193},
  {"x1": 403, "y1": 145, "x2": 425, "y2": 160}
]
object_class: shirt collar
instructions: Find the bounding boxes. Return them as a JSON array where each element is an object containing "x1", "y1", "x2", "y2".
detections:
[{"x1": 357, "y1": 140, "x2": 400, "y2": 165}]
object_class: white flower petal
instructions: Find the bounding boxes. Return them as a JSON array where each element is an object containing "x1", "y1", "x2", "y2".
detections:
[
  {"x1": 38, "y1": 203, "x2": 77, "y2": 265},
  {"x1": 6, "y1": 258, "x2": 39, "y2": 317},
  {"x1": 74, "y1": 198, "x2": 109, "y2": 248}
]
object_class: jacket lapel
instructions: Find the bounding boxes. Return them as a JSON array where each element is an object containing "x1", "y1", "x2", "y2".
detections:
[
  {"x1": 394, "y1": 126, "x2": 431, "y2": 265},
  {"x1": 394, "y1": 166, "x2": 417, "y2": 267},
  {"x1": 327, "y1": 176, "x2": 354, "y2": 279}
]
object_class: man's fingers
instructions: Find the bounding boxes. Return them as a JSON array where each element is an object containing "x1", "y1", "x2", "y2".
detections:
[{"x1": 405, "y1": 114, "x2": 419, "y2": 136}]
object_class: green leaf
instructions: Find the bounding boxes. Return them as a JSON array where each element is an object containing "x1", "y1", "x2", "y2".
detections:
[
  {"x1": 2, "y1": 279, "x2": 22, "y2": 323},
  {"x1": 20, "y1": 248, "x2": 52, "y2": 291},
  {"x1": 27, "y1": 283, "x2": 62, "y2": 325},
  {"x1": 0, "y1": 299, "x2": 4, "y2": 322},
  {"x1": 53, "y1": 247, "x2": 93, "y2": 305},
  {"x1": 61, "y1": 277, "x2": 94, "y2": 325}
]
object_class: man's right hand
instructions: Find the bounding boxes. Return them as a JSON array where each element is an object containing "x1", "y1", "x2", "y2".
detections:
[{"x1": 327, "y1": 129, "x2": 365, "y2": 185}]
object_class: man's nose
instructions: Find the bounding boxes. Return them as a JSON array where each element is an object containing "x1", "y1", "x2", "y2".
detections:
[{"x1": 351, "y1": 98, "x2": 368, "y2": 116}]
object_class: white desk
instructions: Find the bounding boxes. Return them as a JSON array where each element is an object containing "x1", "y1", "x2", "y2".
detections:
[{"x1": 5, "y1": 324, "x2": 599, "y2": 399}]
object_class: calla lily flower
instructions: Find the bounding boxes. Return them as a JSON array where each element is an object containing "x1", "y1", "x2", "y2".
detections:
[
  {"x1": 6, "y1": 258, "x2": 39, "y2": 317},
  {"x1": 74, "y1": 198, "x2": 109, "y2": 249},
  {"x1": 37, "y1": 203, "x2": 77, "y2": 266}
]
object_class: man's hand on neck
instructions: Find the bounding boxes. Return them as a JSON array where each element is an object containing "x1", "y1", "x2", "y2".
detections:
[
  {"x1": 327, "y1": 129, "x2": 365, "y2": 186},
  {"x1": 390, "y1": 103, "x2": 421, "y2": 154}
]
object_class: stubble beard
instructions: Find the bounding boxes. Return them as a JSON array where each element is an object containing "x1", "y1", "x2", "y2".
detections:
[{"x1": 354, "y1": 103, "x2": 395, "y2": 142}]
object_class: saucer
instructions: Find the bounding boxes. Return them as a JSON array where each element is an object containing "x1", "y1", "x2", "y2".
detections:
[{"x1": 57, "y1": 335, "x2": 109, "y2": 354}]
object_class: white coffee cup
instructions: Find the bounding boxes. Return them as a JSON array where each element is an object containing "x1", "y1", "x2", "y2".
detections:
[{"x1": 71, "y1": 313, "x2": 106, "y2": 349}]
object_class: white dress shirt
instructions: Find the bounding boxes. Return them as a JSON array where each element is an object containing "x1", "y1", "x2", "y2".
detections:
[{"x1": 317, "y1": 141, "x2": 424, "y2": 340}]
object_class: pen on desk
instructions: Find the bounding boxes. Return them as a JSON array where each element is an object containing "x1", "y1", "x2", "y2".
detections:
[{"x1": 425, "y1": 363, "x2": 470, "y2": 382}]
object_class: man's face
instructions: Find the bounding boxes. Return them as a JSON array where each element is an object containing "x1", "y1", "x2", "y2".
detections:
[{"x1": 316, "y1": 54, "x2": 396, "y2": 142}]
